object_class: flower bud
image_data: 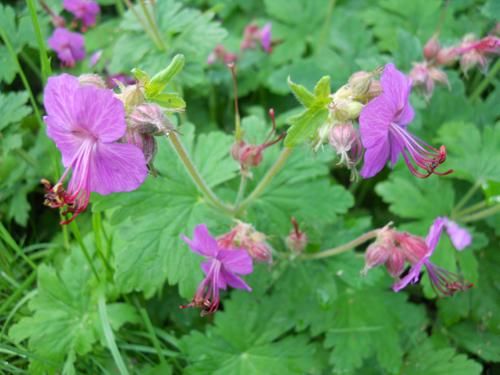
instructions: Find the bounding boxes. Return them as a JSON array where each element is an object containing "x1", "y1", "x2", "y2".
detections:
[
  {"x1": 128, "y1": 103, "x2": 170, "y2": 135},
  {"x1": 122, "y1": 129, "x2": 157, "y2": 164},
  {"x1": 329, "y1": 123, "x2": 363, "y2": 168},
  {"x1": 365, "y1": 80, "x2": 382, "y2": 101},
  {"x1": 239, "y1": 144, "x2": 263, "y2": 167},
  {"x1": 395, "y1": 232, "x2": 428, "y2": 264},
  {"x1": 348, "y1": 71, "x2": 373, "y2": 97},
  {"x1": 333, "y1": 99, "x2": 364, "y2": 121},
  {"x1": 385, "y1": 249, "x2": 406, "y2": 278},
  {"x1": 78, "y1": 73, "x2": 106, "y2": 88},
  {"x1": 436, "y1": 47, "x2": 458, "y2": 65},
  {"x1": 363, "y1": 243, "x2": 390, "y2": 273},
  {"x1": 423, "y1": 36, "x2": 441, "y2": 60},
  {"x1": 286, "y1": 218, "x2": 308, "y2": 254},
  {"x1": 218, "y1": 221, "x2": 272, "y2": 263},
  {"x1": 116, "y1": 84, "x2": 145, "y2": 112}
]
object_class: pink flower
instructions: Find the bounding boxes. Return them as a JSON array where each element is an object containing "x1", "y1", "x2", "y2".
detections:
[
  {"x1": 181, "y1": 224, "x2": 253, "y2": 315},
  {"x1": 42, "y1": 74, "x2": 148, "y2": 223},
  {"x1": 260, "y1": 23, "x2": 272, "y2": 53},
  {"x1": 241, "y1": 22, "x2": 273, "y2": 53},
  {"x1": 442, "y1": 218, "x2": 472, "y2": 250},
  {"x1": 393, "y1": 217, "x2": 473, "y2": 296},
  {"x1": 359, "y1": 63, "x2": 452, "y2": 178},
  {"x1": 63, "y1": 0, "x2": 100, "y2": 28},
  {"x1": 206, "y1": 44, "x2": 237, "y2": 65},
  {"x1": 47, "y1": 28, "x2": 85, "y2": 67}
]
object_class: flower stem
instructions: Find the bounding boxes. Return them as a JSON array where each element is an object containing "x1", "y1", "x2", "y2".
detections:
[
  {"x1": 122, "y1": 0, "x2": 162, "y2": 50},
  {"x1": 470, "y1": 59, "x2": 500, "y2": 101},
  {"x1": 451, "y1": 181, "x2": 482, "y2": 217},
  {"x1": 454, "y1": 200, "x2": 488, "y2": 218},
  {"x1": 458, "y1": 204, "x2": 500, "y2": 223},
  {"x1": 139, "y1": 0, "x2": 167, "y2": 51},
  {"x1": 166, "y1": 132, "x2": 234, "y2": 215},
  {"x1": 235, "y1": 147, "x2": 293, "y2": 214},
  {"x1": 234, "y1": 175, "x2": 247, "y2": 205},
  {"x1": 26, "y1": 0, "x2": 52, "y2": 82},
  {"x1": 301, "y1": 228, "x2": 381, "y2": 260},
  {"x1": 69, "y1": 222, "x2": 100, "y2": 281}
]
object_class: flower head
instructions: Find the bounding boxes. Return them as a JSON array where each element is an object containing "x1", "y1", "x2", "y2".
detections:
[
  {"x1": 63, "y1": 0, "x2": 100, "y2": 28},
  {"x1": 285, "y1": 217, "x2": 308, "y2": 254},
  {"x1": 181, "y1": 224, "x2": 253, "y2": 315},
  {"x1": 454, "y1": 35, "x2": 500, "y2": 75},
  {"x1": 392, "y1": 217, "x2": 473, "y2": 296},
  {"x1": 42, "y1": 74, "x2": 148, "y2": 223},
  {"x1": 217, "y1": 221, "x2": 273, "y2": 263},
  {"x1": 329, "y1": 122, "x2": 363, "y2": 173},
  {"x1": 409, "y1": 62, "x2": 449, "y2": 100},
  {"x1": 48, "y1": 28, "x2": 85, "y2": 67},
  {"x1": 359, "y1": 63, "x2": 452, "y2": 178}
]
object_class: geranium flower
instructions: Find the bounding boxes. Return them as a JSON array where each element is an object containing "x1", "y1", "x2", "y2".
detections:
[
  {"x1": 63, "y1": 0, "x2": 100, "y2": 28},
  {"x1": 181, "y1": 224, "x2": 253, "y2": 315},
  {"x1": 359, "y1": 63, "x2": 452, "y2": 178},
  {"x1": 47, "y1": 28, "x2": 85, "y2": 67},
  {"x1": 392, "y1": 217, "x2": 473, "y2": 296},
  {"x1": 42, "y1": 74, "x2": 148, "y2": 223}
]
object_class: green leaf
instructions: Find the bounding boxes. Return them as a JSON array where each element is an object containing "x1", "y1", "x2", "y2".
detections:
[
  {"x1": 284, "y1": 107, "x2": 328, "y2": 147},
  {"x1": 0, "y1": 46, "x2": 17, "y2": 83},
  {"x1": 375, "y1": 170, "x2": 455, "y2": 220},
  {"x1": 313, "y1": 76, "x2": 331, "y2": 99},
  {"x1": 0, "y1": 91, "x2": 31, "y2": 130},
  {"x1": 448, "y1": 321, "x2": 500, "y2": 362},
  {"x1": 150, "y1": 93, "x2": 186, "y2": 111},
  {"x1": 401, "y1": 339, "x2": 482, "y2": 375},
  {"x1": 437, "y1": 122, "x2": 500, "y2": 182},
  {"x1": 93, "y1": 124, "x2": 239, "y2": 297},
  {"x1": 324, "y1": 284, "x2": 426, "y2": 373},
  {"x1": 180, "y1": 293, "x2": 321, "y2": 374},
  {"x1": 287, "y1": 76, "x2": 314, "y2": 108},
  {"x1": 146, "y1": 54, "x2": 185, "y2": 98}
]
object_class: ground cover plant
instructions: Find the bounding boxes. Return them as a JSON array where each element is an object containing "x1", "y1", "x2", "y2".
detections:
[{"x1": 0, "y1": 0, "x2": 499, "y2": 373}]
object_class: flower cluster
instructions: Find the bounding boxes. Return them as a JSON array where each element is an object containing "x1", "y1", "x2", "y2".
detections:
[
  {"x1": 410, "y1": 33, "x2": 500, "y2": 99},
  {"x1": 364, "y1": 217, "x2": 473, "y2": 296},
  {"x1": 45, "y1": 0, "x2": 100, "y2": 67}
]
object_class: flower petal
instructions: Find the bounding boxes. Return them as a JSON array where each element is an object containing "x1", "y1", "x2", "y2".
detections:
[
  {"x1": 182, "y1": 224, "x2": 219, "y2": 257},
  {"x1": 392, "y1": 259, "x2": 425, "y2": 292},
  {"x1": 73, "y1": 85, "x2": 126, "y2": 142},
  {"x1": 221, "y1": 268, "x2": 252, "y2": 291},
  {"x1": 381, "y1": 63, "x2": 412, "y2": 114},
  {"x1": 359, "y1": 94, "x2": 394, "y2": 148},
  {"x1": 425, "y1": 217, "x2": 446, "y2": 255},
  {"x1": 88, "y1": 142, "x2": 147, "y2": 195},
  {"x1": 217, "y1": 249, "x2": 253, "y2": 275},
  {"x1": 443, "y1": 219, "x2": 472, "y2": 251},
  {"x1": 389, "y1": 131, "x2": 403, "y2": 166},
  {"x1": 360, "y1": 138, "x2": 390, "y2": 178}
]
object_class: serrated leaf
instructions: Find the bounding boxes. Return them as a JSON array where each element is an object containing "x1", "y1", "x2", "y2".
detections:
[
  {"x1": 401, "y1": 339, "x2": 482, "y2": 375},
  {"x1": 287, "y1": 76, "x2": 314, "y2": 108},
  {"x1": 93, "y1": 124, "x2": 239, "y2": 297},
  {"x1": 313, "y1": 76, "x2": 331, "y2": 99},
  {"x1": 0, "y1": 91, "x2": 31, "y2": 130},
  {"x1": 180, "y1": 293, "x2": 320, "y2": 374},
  {"x1": 437, "y1": 122, "x2": 500, "y2": 182},
  {"x1": 375, "y1": 170, "x2": 455, "y2": 220},
  {"x1": 448, "y1": 321, "x2": 500, "y2": 362}
]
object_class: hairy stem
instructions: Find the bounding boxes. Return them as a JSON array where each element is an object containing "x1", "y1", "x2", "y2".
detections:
[
  {"x1": 69, "y1": 222, "x2": 100, "y2": 281},
  {"x1": 123, "y1": 0, "x2": 162, "y2": 50},
  {"x1": 235, "y1": 147, "x2": 293, "y2": 214},
  {"x1": 166, "y1": 132, "x2": 234, "y2": 215},
  {"x1": 453, "y1": 200, "x2": 488, "y2": 218},
  {"x1": 459, "y1": 204, "x2": 500, "y2": 223},
  {"x1": 139, "y1": 0, "x2": 167, "y2": 51},
  {"x1": 234, "y1": 174, "x2": 247, "y2": 205},
  {"x1": 452, "y1": 181, "x2": 482, "y2": 216},
  {"x1": 470, "y1": 59, "x2": 500, "y2": 101},
  {"x1": 302, "y1": 228, "x2": 382, "y2": 260}
]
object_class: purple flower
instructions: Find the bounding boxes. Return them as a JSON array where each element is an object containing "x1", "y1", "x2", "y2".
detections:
[
  {"x1": 260, "y1": 23, "x2": 272, "y2": 53},
  {"x1": 181, "y1": 224, "x2": 253, "y2": 315},
  {"x1": 63, "y1": 0, "x2": 100, "y2": 28},
  {"x1": 48, "y1": 28, "x2": 86, "y2": 67},
  {"x1": 42, "y1": 74, "x2": 148, "y2": 223},
  {"x1": 443, "y1": 218, "x2": 472, "y2": 250},
  {"x1": 393, "y1": 217, "x2": 473, "y2": 296},
  {"x1": 359, "y1": 63, "x2": 452, "y2": 178}
]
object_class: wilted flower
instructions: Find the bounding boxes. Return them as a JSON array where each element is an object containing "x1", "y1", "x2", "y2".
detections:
[
  {"x1": 42, "y1": 74, "x2": 148, "y2": 223},
  {"x1": 393, "y1": 217, "x2": 473, "y2": 296},
  {"x1": 47, "y1": 28, "x2": 85, "y2": 67},
  {"x1": 409, "y1": 62, "x2": 449, "y2": 100},
  {"x1": 363, "y1": 226, "x2": 406, "y2": 277},
  {"x1": 181, "y1": 224, "x2": 253, "y2": 315},
  {"x1": 63, "y1": 0, "x2": 100, "y2": 29},
  {"x1": 217, "y1": 221, "x2": 273, "y2": 263},
  {"x1": 454, "y1": 35, "x2": 500, "y2": 74},
  {"x1": 359, "y1": 63, "x2": 452, "y2": 178},
  {"x1": 285, "y1": 218, "x2": 308, "y2": 254},
  {"x1": 241, "y1": 22, "x2": 273, "y2": 53}
]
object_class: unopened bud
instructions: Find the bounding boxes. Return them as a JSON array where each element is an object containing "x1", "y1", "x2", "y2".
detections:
[
  {"x1": 348, "y1": 71, "x2": 373, "y2": 97},
  {"x1": 423, "y1": 36, "x2": 441, "y2": 60},
  {"x1": 395, "y1": 232, "x2": 428, "y2": 264},
  {"x1": 122, "y1": 129, "x2": 157, "y2": 164},
  {"x1": 78, "y1": 73, "x2": 106, "y2": 88},
  {"x1": 436, "y1": 47, "x2": 458, "y2": 65},
  {"x1": 128, "y1": 103, "x2": 170, "y2": 135},
  {"x1": 329, "y1": 123, "x2": 363, "y2": 168},
  {"x1": 365, "y1": 80, "x2": 382, "y2": 101},
  {"x1": 286, "y1": 218, "x2": 308, "y2": 254},
  {"x1": 333, "y1": 99, "x2": 364, "y2": 121},
  {"x1": 218, "y1": 221, "x2": 272, "y2": 263},
  {"x1": 363, "y1": 243, "x2": 390, "y2": 274},
  {"x1": 239, "y1": 144, "x2": 263, "y2": 167},
  {"x1": 116, "y1": 84, "x2": 145, "y2": 112}
]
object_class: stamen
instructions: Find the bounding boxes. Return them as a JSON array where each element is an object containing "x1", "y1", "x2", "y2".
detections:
[
  {"x1": 389, "y1": 123, "x2": 453, "y2": 178},
  {"x1": 425, "y1": 261, "x2": 473, "y2": 297}
]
